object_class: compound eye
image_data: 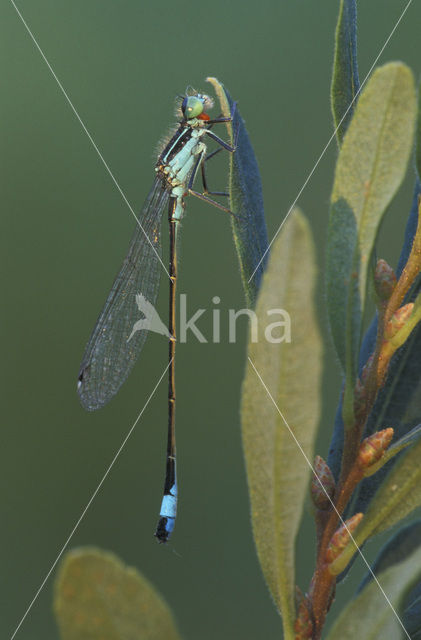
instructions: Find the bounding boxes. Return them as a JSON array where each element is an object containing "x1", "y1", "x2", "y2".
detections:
[{"x1": 181, "y1": 96, "x2": 204, "y2": 120}]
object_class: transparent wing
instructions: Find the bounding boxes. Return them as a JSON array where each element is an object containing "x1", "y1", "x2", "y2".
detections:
[{"x1": 78, "y1": 177, "x2": 169, "y2": 410}]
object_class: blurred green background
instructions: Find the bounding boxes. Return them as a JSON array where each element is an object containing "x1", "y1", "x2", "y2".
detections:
[{"x1": 2, "y1": 1, "x2": 420, "y2": 638}]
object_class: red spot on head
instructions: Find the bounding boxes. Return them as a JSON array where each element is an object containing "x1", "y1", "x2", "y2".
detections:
[{"x1": 198, "y1": 113, "x2": 210, "y2": 121}]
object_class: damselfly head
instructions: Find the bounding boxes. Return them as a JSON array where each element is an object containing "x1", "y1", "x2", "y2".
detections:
[
  {"x1": 181, "y1": 95, "x2": 204, "y2": 120},
  {"x1": 179, "y1": 90, "x2": 214, "y2": 120}
]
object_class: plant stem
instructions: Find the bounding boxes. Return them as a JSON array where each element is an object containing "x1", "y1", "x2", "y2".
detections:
[{"x1": 303, "y1": 201, "x2": 421, "y2": 638}]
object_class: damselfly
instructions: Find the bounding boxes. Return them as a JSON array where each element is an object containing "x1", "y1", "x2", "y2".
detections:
[{"x1": 77, "y1": 88, "x2": 236, "y2": 542}]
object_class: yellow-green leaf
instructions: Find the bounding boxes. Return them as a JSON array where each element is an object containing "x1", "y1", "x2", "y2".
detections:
[
  {"x1": 54, "y1": 548, "x2": 181, "y2": 640},
  {"x1": 241, "y1": 210, "x2": 322, "y2": 638},
  {"x1": 326, "y1": 545, "x2": 421, "y2": 640},
  {"x1": 326, "y1": 62, "x2": 416, "y2": 385}
]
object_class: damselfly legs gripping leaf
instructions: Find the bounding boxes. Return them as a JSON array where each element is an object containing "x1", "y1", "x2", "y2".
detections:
[{"x1": 77, "y1": 88, "x2": 236, "y2": 542}]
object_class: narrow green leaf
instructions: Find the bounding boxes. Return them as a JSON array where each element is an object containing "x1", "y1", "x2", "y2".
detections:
[
  {"x1": 416, "y1": 84, "x2": 421, "y2": 180},
  {"x1": 326, "y1": 545, "x2": 421, "y2": 640},
  {"x1": 331, "y1": 0, "x2": 360, "y2": 145},
  {"x1": 357, "y1": 521, "x2": 421, "y2": 594},
  {"x1": 241, "y1": 210, "x2": 322, "y2": 638},
  {"x1": 368, "y1": 438, "x2": 421, "y2": 538},
  {"x1": 54, "y1": 548, "x2": 181, "y2": 640},
  {"x1": 365, "y1": 530, "x2": 421, "y2": 640},
  {"x1": 403, "y1": 580, "x2": 421, "y2": 638},
  {"x1": 207, "y1": 77, "x2": 269, "y2": 308},
  {"x1": 329, "y1": 437, "x2": 421, "y2": 574},
  {"x1": 326, "y1": 62, "x2": 416, "y2": 382}
]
